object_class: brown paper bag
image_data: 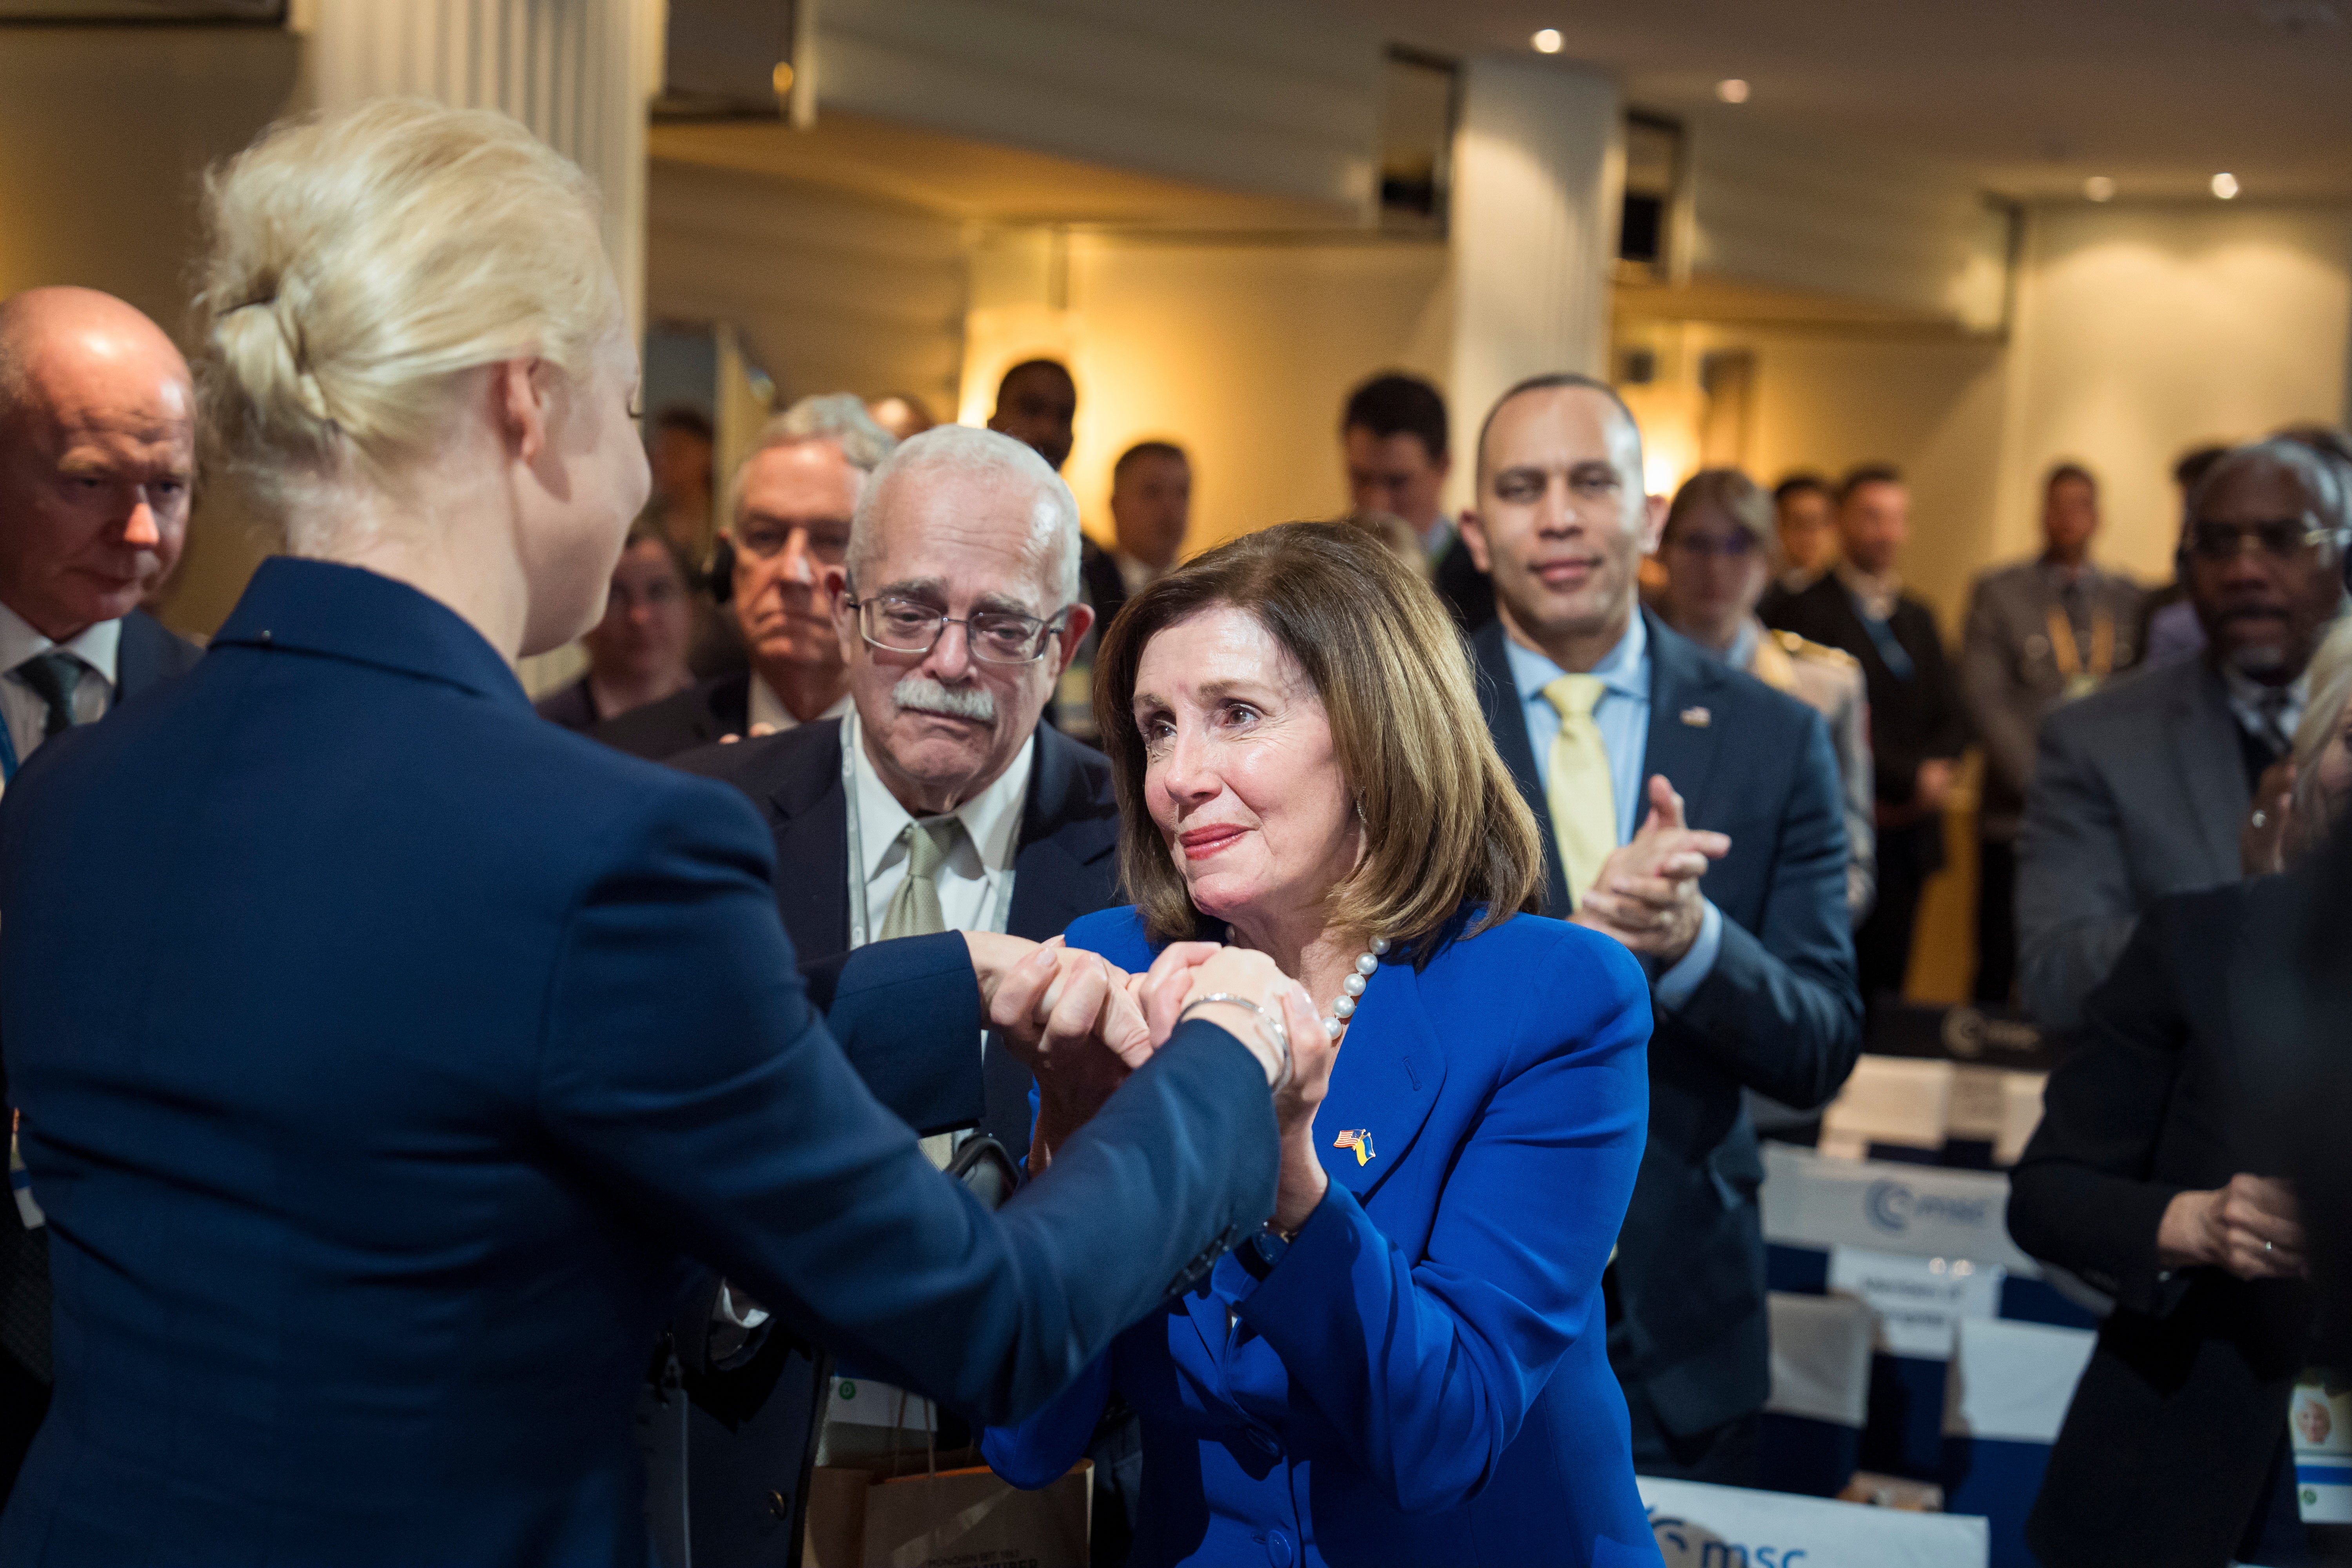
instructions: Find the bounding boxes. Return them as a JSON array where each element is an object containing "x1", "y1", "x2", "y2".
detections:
[
  {"x1": 804, "y1": 1467, "x2": 877, "y2": 1568},
  {"x1": 858, "y1": 1459, "x2": 1091, "y2": 1568}
]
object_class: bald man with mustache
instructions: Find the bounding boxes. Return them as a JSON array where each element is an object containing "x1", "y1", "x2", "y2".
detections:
[{"x1": 0, "y1": 286, "x2": 205, "y2": 1499}]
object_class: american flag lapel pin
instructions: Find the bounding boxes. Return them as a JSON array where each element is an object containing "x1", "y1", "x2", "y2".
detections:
[
  {"x1": 1334, "y1": 1129, "x2": 1375, "y2": 1166},
  {"x1": 1680, "y1": 706, "x2": 1711, "y2": 728}
]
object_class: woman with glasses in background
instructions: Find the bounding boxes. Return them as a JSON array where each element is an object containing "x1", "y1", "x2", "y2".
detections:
[{"x1": 1655, "y1": 467, "x2": 1876, "y2": 920}]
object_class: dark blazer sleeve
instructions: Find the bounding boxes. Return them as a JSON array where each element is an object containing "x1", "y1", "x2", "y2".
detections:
[
  {"x1": 1677, "y1": 709, "x2": 1863, "y2": 1109},
  {"x1": 2007, "y1": 897, "x2": 2198, "y2": 1316},
  {"x1": 2016, "y1": 706, "x2": 2142, "y2": 1030},
  {"x1": 534, "y1": 777, "x2": 1278, "y2": 1426}
]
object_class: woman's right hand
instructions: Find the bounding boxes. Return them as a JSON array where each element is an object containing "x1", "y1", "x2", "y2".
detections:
[{"x1": 2157, "y1": 1173, "x2": 2307, "y2": 1279}]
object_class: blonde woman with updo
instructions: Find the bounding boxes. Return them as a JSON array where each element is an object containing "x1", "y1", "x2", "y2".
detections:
[{"x1": 0, "y1": 100, "x2": 1322, "y2": 1564}]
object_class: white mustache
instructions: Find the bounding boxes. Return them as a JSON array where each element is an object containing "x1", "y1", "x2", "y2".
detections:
[{"x1": 893, "y1": 675, "x2": 996, "y2": 722}]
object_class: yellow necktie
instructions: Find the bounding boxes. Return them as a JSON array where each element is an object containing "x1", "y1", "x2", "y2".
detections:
[{"x1": 1541, "y1": 674, "x2": 1617, "y2": 909}]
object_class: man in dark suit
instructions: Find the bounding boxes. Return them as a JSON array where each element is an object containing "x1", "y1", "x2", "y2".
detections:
[
  {"x1": 0, "y1": 286, "x2": 204, "y2": 1504},
  {"x1": 663, "y1": 423, "x2": 1128, "y2": 1566},
  {"x1": 2016, "y1": 437, "x2": 2346, "y2": 1030},
  {"x1": 1765, "y1": 464, "x2": 1968, "y2": 1005},
  {"x1": 1958, "y1": 463, "x2": 2145, "y2": 1004},
  {"x1": 595, "y1": 395, "x2": 893, "y2": 760},
  {"x1": 1458, "y1": 373, "x2": 1861, "y2": 1485},
  {"x1": 1342, "y1": 371, "x2": 1493, "y2": 633}
]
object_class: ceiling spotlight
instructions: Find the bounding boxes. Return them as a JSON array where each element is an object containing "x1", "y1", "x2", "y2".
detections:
[
  {"x1": 1532, "y1": 27, "x2": 1563, "y2": 53},
  {"x1": 2212, "y1": 171, "x2": 2241, "y2": 200},
  {"x1": 2084, "y1": 176, "x2": 2116, "y2": 202},
  {"x1": 1716, "y1": 78, "x2": 1750, "y2": 104}
]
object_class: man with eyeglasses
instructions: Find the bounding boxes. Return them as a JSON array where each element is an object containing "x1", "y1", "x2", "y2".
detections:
[
  {"x1": 594, "y1": 395, "x2": 888, "y2": 760},
  {"x1": 648, "y1": 425, "x2": 1126, "y2": 1565},
  {"x1": 1459, "y1": 375, "x2": 1860, "y2": 1486},
  {"x1": 2018, "y1": 436, "x2": 2349, "y2": 1031}
]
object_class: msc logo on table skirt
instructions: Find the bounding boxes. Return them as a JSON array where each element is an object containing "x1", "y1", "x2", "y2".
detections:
[
  {"x1": 1866, "y1": 1178, "x2": 1995, "y2": 1234},
  {"x1": 1650, "y1": 1513, "x2": 1808, "y2": 1566}
]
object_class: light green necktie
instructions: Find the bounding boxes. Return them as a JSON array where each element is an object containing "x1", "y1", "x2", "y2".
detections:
[
  {"x1": 876, "y1": 815, "x2": 965, "y2": 940},
  {"x1": 1542, "y1": 673, "x2": 1617, "y2": 909}
]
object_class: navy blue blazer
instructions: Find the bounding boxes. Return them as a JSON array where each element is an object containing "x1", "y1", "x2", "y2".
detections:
[
  {"x1": 985, "y1": 908, "x2": 1661, "y2": 1568},
  {"x1": 675, "y1": 717, "x2": 1121, "y2": 1150},
  {"x1": 1471, "y1": 613, "x2": 1861, "y2": 1439},
  {"x1": 0, "y1": 557, "x2": 1277, "y2": 1567}
]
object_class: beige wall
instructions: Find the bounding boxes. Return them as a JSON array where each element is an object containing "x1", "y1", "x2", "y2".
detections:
[
  {"x1": 1991, "y1": 201, "x2": 2352, "y2": 584},
  {"x1": 962, "y1": 234, "x2": 1454, "y2": 553}
]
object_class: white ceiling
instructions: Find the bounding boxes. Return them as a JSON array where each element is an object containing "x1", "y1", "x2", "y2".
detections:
[{"x1": 1325, "y1": 0, "x2": 2352, "y2": 201}]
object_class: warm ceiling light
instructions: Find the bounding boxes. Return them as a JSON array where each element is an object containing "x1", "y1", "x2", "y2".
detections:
[
  {"x1": 771, "y1": 61, "x2": 795, "y2": 95},
  {"x1": 1532, "y1": 28, "x2": 1564, "y2": 53},
  {"x1": 2084, "y1": 176, "x2": 2116, "y2": 202},
  {"x1": 2212, "y1": 172, "x2": 2241, "y2": 199},
  {"x1": 1715, "y1": 78, "x2": 1750, "y2": 104}
]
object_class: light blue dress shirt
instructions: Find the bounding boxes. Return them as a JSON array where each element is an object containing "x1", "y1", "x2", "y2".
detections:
[{"x1": 1503, "y1": 613, "x2": 1723, "y2": 1009}]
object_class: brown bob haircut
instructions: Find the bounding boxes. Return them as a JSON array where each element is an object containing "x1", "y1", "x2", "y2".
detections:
[{"x1": 1092, "y1": 521, "x2": 1546, "y2": 955}]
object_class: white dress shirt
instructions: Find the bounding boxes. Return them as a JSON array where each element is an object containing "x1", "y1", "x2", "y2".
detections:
[
  {"x1": 846, "y1": 708, "x2": 1034, "y2": 942},
  {"x1": 748, "y1": 677, "x2": 851, "y2": 738},
  {"x1": 0, "y1": 600, "x2": 120, "y2": 788}
]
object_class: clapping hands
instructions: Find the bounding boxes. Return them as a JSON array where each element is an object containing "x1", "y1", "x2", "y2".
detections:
[{"x1": 1572, "y1": 775, "x2": 1730, "y2": 963}]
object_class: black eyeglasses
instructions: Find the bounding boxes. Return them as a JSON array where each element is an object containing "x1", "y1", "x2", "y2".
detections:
[
  {"x1": 846, "y1": 592, "x2": 1068, "y2": 664},
  {"x1": 2183, "y1": 516, "x2": 2343, "y2": 564}
]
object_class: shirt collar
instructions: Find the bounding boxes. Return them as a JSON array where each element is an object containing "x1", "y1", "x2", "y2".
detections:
[
  {"x1": 0, "y1": 597, "x2": 123, "y2": 690},
  {"x1": 750, "y1": 677, "x2": 850, "y2": 737},
  {"x1": 1502, "y1": 610, "x2": 1648, "y2": 704},
  {"x1": 2219, "y1": 661, "x2": 2309, "y2": 733},
  {"x1": 1419, "y1": 514, "x2": 1458, "y2": 562},
  {"x1": 1835, "y1": 561, "x2": 1903, "y2": 621},
  {"x1": 848, "y1": 706, "x2": 1038, "y2": 883}
]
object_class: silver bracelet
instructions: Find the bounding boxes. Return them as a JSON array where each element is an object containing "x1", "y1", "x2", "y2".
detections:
[{"x1": 1177, "y1": 992, "x2": 1293, "y2": 1093}]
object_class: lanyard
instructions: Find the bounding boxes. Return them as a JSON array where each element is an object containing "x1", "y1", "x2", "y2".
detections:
[
  {"x1": 0, "y1": 717, "x2": 17, "y2": 786},
  {"x1": 2045, "y1": 605, "x2": 2115, "y2": 686},
  {"x1": 840, "y1": 709, "x2": 1019, "y2": 949}
]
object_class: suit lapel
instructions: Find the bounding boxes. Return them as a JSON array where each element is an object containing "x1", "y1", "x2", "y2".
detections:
[
  {"x1": 1472, "y1": 621, "x2": 1568, "y2": 916},
  {"x1": 766, "y1": 725, "x2": 853, "y2": 960},
  {"x1": 1639, "y1": 613, "x2": 1731, "y2": 827},
  {"x1": 1309, "y1": 959, "x2": 1447, "y2": 1205},
  {"x1": 1006, "y1": 728, "x2": 1121, "y2": 942},
  {"x1": 2171, "y1": 660, "x2": 2251, "y2": 880}
]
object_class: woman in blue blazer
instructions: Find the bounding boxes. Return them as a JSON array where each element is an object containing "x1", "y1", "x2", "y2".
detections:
[
  {"x1": 0, "y1": 101, "x2": 1301, "y2": 1566},
  {"x1": 988, "y1": 524, "x2": 1662, "y2": 1568}
]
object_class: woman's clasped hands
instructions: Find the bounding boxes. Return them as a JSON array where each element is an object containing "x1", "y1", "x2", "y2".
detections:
[{"x1": 965, "y1": 934, "x2": 1337, "y2": 1190}]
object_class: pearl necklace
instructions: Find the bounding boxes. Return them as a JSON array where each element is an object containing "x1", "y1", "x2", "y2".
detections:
[
  {"x1": 1321, "y1": 936, "x2": 1389, "y2": 1040},
  {"x1": 1223, "y1": 929, "x2": 1391, "y2": 1040}
]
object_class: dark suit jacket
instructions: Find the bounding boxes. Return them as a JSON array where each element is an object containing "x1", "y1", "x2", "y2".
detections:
[
  {"x1": 674, "y1": 718, "x2": 1123, "y2": 1152},
  {"x1": 2008, "y1": 880, "x2": 2314, "y2": 1568},
  {"x1": 1765, "y1": 574, "x2": 1967, "y2": 811},
  {"x1": 1431, "y1": 531, "x2": 1495, "y2": 634},
  {"x1": 0, "y1": 604, "x2": 198, "y2": 1502},
  {"x1": 1080, "y1": 536, "x2": 1127, "y2": 645},
  {"x1": 2014, "y1": 655, "x2": 2249, "y2": 1031},
  {"x1": 0, "y1": 556, "x2": 1276, "y2": 1567},
  {"x1": 592, "y1": 671, "x2": 753, "y2": 759},
  {"x1": 1472, "y1": 613, "x2": 1861, "y2": 1437}
]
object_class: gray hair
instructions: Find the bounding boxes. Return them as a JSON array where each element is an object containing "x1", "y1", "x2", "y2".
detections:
[
  {"x1": 848, "y1": 424, "x2": 1083, "y2": 605},
  {"x1": 2185, "y1": 437, "x2": 2349, "y2": 543},
  {"x1": 722, "y1": 392, "x2": 898, "y2": 530}
]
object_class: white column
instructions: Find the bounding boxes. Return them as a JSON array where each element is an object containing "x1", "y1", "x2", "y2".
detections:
[
  {"x1": 1446, "y1": 55, "x2": 1623, "y2": 471},
  {"x1": 305, "y1": 0, "x2": 662, "y2": 337}
]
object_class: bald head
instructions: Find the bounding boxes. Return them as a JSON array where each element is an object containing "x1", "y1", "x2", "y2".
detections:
[{"x1": 0, "y1": 287, "x2": 194, "y2": 640}]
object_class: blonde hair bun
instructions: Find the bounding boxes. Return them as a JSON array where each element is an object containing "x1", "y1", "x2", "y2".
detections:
[{"x1": 194, "y1": 98, "x2": 617, "y2": 541}]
